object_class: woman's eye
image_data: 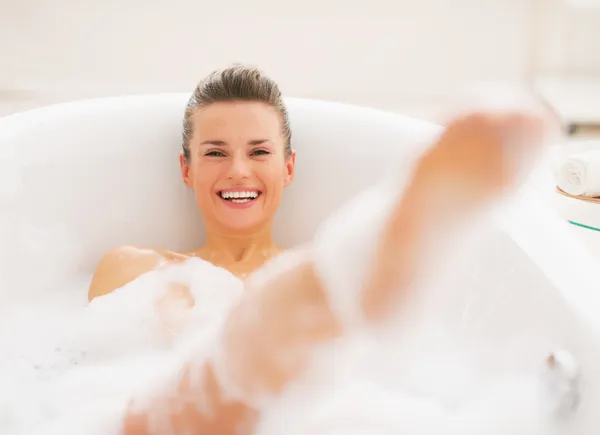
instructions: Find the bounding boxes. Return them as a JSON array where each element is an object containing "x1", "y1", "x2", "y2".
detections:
[
  {"x1": 251, "y1": 149, "x2": 270, "y2": 156},
  {"x1": 205, "y1": 150, "x2": 225, "y2": 157}
]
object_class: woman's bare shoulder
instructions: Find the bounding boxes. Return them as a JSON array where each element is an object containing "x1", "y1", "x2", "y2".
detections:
[{"x1": 87, "y1": 245, "x2": 188, "y2": 302}]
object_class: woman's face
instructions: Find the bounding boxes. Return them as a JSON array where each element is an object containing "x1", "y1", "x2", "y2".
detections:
[{"x1": 180, "y1": 101, "x2": 295, "y2": 233}]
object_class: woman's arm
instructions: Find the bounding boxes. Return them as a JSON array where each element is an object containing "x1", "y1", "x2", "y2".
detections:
[{"x1": 124, "y1": 249, "x2": 338, "y2": 435}]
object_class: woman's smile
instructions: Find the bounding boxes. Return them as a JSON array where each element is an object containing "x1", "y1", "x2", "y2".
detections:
[{"x1": 217, "y1": 188, "x2": 263, "y2": 209}]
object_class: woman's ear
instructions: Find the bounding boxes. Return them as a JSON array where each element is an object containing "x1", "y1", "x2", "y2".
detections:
[
  {"x1": 284, "y1": 149, "x2": 296, "y2": 187},
  {"x1": 179, "y1": 153, "x2": 193, "y2": 188}
]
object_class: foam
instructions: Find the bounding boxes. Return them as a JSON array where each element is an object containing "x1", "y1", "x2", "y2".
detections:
[
  {"x1": 312, "y1": 178, "x2": 399, "y2": 328},
  {"x1": 256, "y1": 330, "x2": 554, "y2": 435},
  {"x1": 0, "y1": 258, "x2": 244, "y2": 435},
  {"x1": 1, "y1": 183, "x2": 599, "y2": 435}
]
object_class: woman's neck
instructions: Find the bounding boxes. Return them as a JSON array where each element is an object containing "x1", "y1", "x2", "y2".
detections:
[{"x1": 196, "y1": 224, "x2": 280, "y2": 264}]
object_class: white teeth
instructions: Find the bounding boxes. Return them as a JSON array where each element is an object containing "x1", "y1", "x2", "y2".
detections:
[{"x1": 220, "y1": 191, "x2": 259, "y2": 200}]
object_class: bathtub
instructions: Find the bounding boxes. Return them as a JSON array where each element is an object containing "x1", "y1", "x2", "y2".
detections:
[{"x1": 1, "y1": 95, "x2": 599, "y2": 434}]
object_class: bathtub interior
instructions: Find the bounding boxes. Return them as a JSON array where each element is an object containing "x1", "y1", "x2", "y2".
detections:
[{"x1": 1, "y1": 94, "x2": 600, "y2": 433}]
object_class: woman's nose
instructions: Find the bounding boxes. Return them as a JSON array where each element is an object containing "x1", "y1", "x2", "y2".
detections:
[{"x1": 226, "y1": 154, "x2": 252, "y2": 180}]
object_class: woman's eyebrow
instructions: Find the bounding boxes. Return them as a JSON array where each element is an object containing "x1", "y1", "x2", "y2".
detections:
[
  {"x1": 199, "y1": 139, "x2": 270, "y2": 146},
  {"x1": 199, "y1": 140, "x2": 227, "y2": 146}
]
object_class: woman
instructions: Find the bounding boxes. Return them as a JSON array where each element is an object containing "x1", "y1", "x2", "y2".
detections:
[
  {"x1": 88, "y1": 65, "x2": 553, "y2": 433},
  {"x1": 88, "y1": 65, "x2": 296, "y2": 303}
]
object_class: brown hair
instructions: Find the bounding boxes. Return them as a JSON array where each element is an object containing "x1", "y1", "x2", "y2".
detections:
[{"x1": 182, "y1": 64, "x2": 292, "y2": 161}]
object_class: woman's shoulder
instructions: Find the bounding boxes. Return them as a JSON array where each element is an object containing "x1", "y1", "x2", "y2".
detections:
[
  {"x1": 87, "y1": 245, "x2": 189, "y2": 301},
  {"x1": 95, "y1": 245, "x2": 172, "y2": 274}
]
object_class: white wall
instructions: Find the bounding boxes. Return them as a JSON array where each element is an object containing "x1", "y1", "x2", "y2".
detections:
[
  {"x1": 1, "y1": 0, "x2": 599, "y2": 120},
  {"x1": 535, "y1": 0, "x2": 600, "y2": 73}
]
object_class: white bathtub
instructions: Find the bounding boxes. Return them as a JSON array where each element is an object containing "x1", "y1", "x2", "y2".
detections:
[{"x1": 1, "y1": 95, "x2": 599, "y2": 434}]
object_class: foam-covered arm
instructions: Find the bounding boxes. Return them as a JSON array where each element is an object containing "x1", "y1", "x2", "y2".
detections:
[
  {"x1": 311, "y1": 176, "x2": 402, "y2": 327},
  {"x1": 122, "y1": 247, "x2": 342, "y2": 435},
  {"x1": 310, "y1": 161, "x2": 429, "y2": 327}
]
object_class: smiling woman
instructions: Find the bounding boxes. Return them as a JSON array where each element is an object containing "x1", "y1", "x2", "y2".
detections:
[
  {"x1": 185, "y1": 100, "x2": 295, "y2": 236},
  {"x1": 87, "y1": 64, "x2": 296, "y2": 301}
]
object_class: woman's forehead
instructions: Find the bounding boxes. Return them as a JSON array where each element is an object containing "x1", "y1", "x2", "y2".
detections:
[{"x1": 192, "y1": 102, "x2": 281, "y2": 138}]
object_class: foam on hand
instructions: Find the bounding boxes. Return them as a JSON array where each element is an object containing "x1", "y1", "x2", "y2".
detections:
[{"x1": 459, "y1": 85, "x2": 564, "y2": 188}]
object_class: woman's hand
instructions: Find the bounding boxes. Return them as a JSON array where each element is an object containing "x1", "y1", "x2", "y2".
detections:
[{"x1": 418, "y1": 111, "x2": 550, "y2": 206}]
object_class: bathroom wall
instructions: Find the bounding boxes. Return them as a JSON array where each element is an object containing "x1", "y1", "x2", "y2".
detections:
[
  {"x1": 1, "y1": 0, "x2": 598, "y2": 120},
  {"x1": 536, "y1": 0, "x2": 600, "y2": 73},
  {"x1": 532, "y1": 0, "x2": 600, "y2": 128}
]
